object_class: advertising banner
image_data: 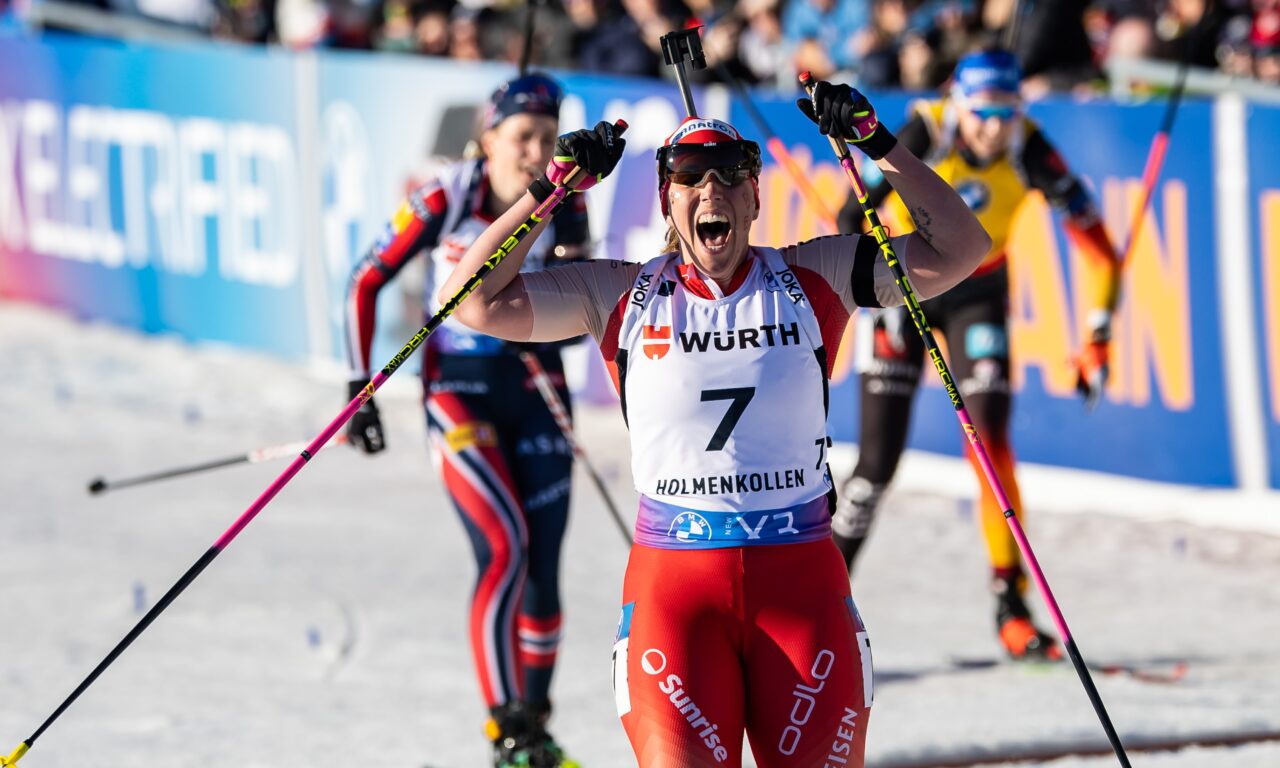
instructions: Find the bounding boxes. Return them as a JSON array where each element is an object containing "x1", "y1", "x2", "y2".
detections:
[
  {"x1": 738, "y1": 93, "x2": 1231, "y2": 486},
  {"x1": 0, "y1": 35, "x2": 311, "y2": 357},
  {"x1": 0, "y1": 35, "x2": 1270, "y2": 487},
  {"x1": 1248, "y1": 103, "x2": 1280, "y2": 489}
]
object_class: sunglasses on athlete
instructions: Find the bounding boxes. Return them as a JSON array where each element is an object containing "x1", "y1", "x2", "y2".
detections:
[
  {"x1": 967, "y1": 104, "x2": 1021, "y2": 121},
  {"x1": 657, "y1": 140, "x2": 763, "y2": 188}
]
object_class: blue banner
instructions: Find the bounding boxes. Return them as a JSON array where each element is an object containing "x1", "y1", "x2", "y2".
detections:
[
  {"x1": 1248, "y1": 104, "x2": 1280, "y2": 489},
  {"x1": 0, "y1": 34, "x2": 310, "y2": 357},
  {"x1": 731, "y1": 93, "x2": 1231, "y2": 485},
  {"x1": 313, "y1": 52, "x2": 514, "y2": 369},
  {"x1": 1009, "y1": 98, "x2": 1228, "y2": 485}
]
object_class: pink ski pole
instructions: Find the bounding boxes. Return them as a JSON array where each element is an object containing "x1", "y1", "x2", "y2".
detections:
[
  {"x1": 798, "y1": 72, "x2": 1132, "y2": 767},
  {"x1": 0, "y1": 124, "x2": 625, "y2": 768},
  {"x1": 87, "y1": 435, "x2": 349, "y2": 496},
  {"x1": 1116, "y1": 43, "x2": 1191, "y2": 269}
]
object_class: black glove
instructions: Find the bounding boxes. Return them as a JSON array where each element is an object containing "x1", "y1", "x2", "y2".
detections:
[
  {"x1": 796, "y1": 81, "x2": 898, "y2": 161},
  {"x1": 346, "y1": 379, "x2": 386, "y2": 454},
  {"x1": 528, "y1": 121, "x2": 627, "y2": 202}
]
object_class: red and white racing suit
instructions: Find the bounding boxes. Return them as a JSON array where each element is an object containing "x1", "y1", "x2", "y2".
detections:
[{"x1": 521, "y1": 235, "x2": 893, "y2": 767}]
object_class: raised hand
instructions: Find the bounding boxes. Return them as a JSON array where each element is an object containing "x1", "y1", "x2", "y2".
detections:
[
  {"x1": 529, "y1": 121, "x2": 627, "y2": 201},
  {"x1": 796, "y1": 79, "x2": 897, "y2": 160}
]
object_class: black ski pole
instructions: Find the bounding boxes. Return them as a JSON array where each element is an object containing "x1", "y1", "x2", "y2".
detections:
[
  {"x1": 86, "y1": 436, "x2": 348, "y2": 496},
  {"x1": 517, "y1": 351, "x2": 633, "y2": 545}
]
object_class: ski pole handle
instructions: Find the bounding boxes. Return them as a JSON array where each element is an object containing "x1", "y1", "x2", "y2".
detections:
[
  {"x1": 798, "y1": 72, "x2": 871, "y2": 199},
  {"x1": 661, "y1": 29, "x2": 706, "y2": 118}
]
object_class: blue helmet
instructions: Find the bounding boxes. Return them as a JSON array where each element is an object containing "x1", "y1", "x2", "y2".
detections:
[
  {"x1": 482, "y1": 72, "x2": 563, "y2": 131},
  {"x1": 952, "y1": 48, "x2": 1022, "y2": 100}
]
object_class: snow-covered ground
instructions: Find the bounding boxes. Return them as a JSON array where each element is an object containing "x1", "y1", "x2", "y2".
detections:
[{"x1": 2, "y1": 302, "x2": 1278, "y2": 768}]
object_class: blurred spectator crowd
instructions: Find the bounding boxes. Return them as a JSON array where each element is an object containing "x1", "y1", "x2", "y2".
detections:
[{"x1": 35, "y1": 0, "x2": 1280, "y2": 87}]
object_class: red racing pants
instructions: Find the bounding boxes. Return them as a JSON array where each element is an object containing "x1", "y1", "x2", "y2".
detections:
[{"x1": 613, "y1": 539, "x2": 873, "y2": 768}]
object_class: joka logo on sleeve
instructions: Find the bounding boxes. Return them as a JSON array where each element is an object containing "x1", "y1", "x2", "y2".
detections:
[{"x1": 642, "y1": 325, "x2": 672, "y2": 360}]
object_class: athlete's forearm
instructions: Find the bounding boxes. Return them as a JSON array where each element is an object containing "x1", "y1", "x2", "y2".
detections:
[
  {"x1": 852, "y1": 114, "x2": 933, "y2": 230},
  {"x1": 875, "y1": 141, "x2": 991, "y2": 296},
  {"x1": 345, "y1": 266, "x2": 382, "y2": 377},
  {"x1": 345, "y1": 198, "x2": 438, "y2": 376},
  {"x1": 438, "y1": 191, "x2": 547, "y2": 341},
  {"x1": 1065, "y1": 217, "x2": 1122, "y2": 317},
  {"x1": 1033, "y1": 168, "x2": 1121, "y2": 312}
]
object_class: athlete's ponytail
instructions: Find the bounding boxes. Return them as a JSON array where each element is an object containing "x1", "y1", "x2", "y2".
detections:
[{"x1": 662, "y1": 225, "x2": 679, "y2": 254}]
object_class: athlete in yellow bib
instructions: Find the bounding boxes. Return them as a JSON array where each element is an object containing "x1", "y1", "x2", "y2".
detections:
[{"x1": 833, "y1": 47, "x2": 1122, "y2": 661}]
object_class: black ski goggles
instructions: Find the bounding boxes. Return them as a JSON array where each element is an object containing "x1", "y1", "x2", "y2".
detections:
[{"x1": 656, "y1": 140, "x2": 762, "y2": 188}]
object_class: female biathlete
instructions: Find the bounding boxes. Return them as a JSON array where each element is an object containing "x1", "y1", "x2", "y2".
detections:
[
  {"x1": 832, "y1": 48, "x2": 1123, "y2": 661},
  {"x1": 341, "y1": 73, "x2": 591, "y2": 767},
  {"x1": 438, "y1": 81, "x2": 990, "y2": 767}
]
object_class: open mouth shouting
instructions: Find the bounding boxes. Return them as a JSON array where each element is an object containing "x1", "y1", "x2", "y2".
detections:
[{"x1": 696, "y1": 211, "x2": 732, "y2": 253}]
